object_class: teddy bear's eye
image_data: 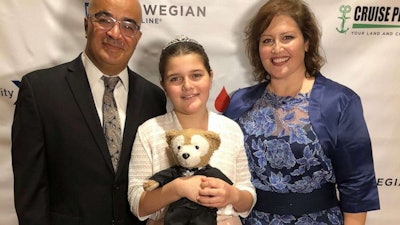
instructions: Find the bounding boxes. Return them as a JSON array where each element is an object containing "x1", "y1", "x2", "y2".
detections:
[
  {"x1": 195, "y1": 145, "x2": 199, "y2": 150},
  {"x1": 177, "y1": 146, "x2": 181, "y2": 150}
]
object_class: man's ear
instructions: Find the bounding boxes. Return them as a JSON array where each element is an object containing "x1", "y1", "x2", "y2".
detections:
[
  {"x1": 84, "y1": 17, "x2": 88, "y2": 38},
  {"x1": 135, "y1": 30, "x2": 142, "y2": 42}
]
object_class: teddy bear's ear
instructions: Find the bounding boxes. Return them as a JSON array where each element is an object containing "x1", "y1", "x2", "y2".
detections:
[
  {"x1": 203, "y1": 131, "x2": 221, "y2": 150},
  {"x1": 165, "y1": 130, "x2": 182, "y2": 166},
  {"x1": 165, "y1": 130, "x2": 180, "y2": 146}
]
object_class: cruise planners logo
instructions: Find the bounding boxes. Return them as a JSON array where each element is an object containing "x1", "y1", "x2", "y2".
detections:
[
  {"x1": 336, "y1": 5, "x2": 351, "y2": 33},
  {"x1": 336, "y1": 4, "x2": 400, "y2": 36}
]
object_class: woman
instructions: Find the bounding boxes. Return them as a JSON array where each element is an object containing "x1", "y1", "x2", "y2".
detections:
[
  {"x1": 224, "y1": 0, "x2": 380, "y2": 224},
  {"x1": 128, "y1": 35, "x2": 256, "y2": 225}
]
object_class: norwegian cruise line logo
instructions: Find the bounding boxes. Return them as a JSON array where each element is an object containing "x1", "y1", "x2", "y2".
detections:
[
  {"x1": 142, "y1": 4, "x2": 207, "y2": 24},
  {"x1": 83, "y1": 2, "x2": 207, "y2": 25}
]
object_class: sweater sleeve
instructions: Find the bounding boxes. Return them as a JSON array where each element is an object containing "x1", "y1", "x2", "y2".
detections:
[
  {"x1": 127, "y1": 121, "x2": 170, "y2": 221},
  {"x1": 209, "y1": 113, "x2": 256, "y2": 217}
]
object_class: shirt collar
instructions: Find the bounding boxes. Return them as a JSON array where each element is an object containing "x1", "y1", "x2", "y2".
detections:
[{"x1": 81, "y1": 52, "x2": 128, "y2": 91}]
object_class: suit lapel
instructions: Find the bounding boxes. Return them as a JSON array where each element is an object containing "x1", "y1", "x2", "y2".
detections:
[
  {"x1": 116, "y1": 71, "x2": 145, "y2": 177},
  {"x1": 65, "y1": 56, "x2": 115, "y2": 173}
]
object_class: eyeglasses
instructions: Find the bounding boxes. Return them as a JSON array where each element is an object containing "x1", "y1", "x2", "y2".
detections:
[{"x1": 89, "y1": 13, "x2": 140, "y2": 37}]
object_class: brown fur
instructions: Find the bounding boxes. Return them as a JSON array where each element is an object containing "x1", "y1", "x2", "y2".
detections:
[{"x1": 166, "y1": 129, "x2": 221, "y2": 167}]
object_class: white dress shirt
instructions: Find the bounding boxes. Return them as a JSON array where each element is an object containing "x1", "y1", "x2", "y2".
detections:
[{"x1": 81, "y1": 52, "x2": 128, "y2": 133}]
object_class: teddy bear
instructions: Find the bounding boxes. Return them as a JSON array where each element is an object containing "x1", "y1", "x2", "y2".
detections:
[{"x1": 143, "y1": 128, "x2": 233, "y2": 225}]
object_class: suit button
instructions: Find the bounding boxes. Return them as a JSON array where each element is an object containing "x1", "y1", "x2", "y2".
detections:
[{"x1": 113, "y1": 185, "x2": 120, "y2": 190}]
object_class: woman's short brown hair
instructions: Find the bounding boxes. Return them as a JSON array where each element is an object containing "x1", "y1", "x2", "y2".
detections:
[{"x1": 245, "y1": 0, "x2": 325, "y2": 82}]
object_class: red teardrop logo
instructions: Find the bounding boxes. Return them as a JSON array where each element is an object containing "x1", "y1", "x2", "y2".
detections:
[{"x1": 214, "y1": 86, "x2": 230, "y2": 113}]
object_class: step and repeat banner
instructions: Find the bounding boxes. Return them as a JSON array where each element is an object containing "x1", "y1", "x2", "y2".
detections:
[{"x1": 1, "y1": 1, "x2": 399, "y2": 224}]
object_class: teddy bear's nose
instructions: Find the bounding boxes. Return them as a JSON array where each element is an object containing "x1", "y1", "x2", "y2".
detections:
[{"x1": 182, "y1": 153, "x2": 190, "y2": 159}]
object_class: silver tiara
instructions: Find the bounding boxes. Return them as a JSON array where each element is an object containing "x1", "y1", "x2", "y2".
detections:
[{"x1": 162, "y1": 35, "x2": 202, "y2": 50}]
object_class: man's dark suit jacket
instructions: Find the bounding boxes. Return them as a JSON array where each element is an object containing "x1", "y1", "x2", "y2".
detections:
[{"x1": 11, "y1": 55, "x2": 167, "y2": 225}]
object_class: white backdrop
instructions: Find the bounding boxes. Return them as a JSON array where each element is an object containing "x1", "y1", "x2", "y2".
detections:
[{"x1": 1, "y1": 1, "x2": 399, "y2": 224}]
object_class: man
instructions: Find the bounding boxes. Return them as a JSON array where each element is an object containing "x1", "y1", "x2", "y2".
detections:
[{"x1": 11, "y1": 0, "x2": 166, "y2": 224}]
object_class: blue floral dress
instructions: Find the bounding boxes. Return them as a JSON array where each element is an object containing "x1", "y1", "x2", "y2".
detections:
[{"x1": 238, "y1": 89, "x2": 344, "y2": 225}]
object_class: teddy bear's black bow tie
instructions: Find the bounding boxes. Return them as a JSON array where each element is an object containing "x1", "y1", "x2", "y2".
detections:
[{"x1": 178, "y1": 166, "x2": 208, "y2": 177}]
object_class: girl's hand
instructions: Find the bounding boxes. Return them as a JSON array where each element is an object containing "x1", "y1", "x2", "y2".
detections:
[
  {"x1": 174, "y1": 175, "x2": 205, "y2": 202},
  {"x1": 197, "y1": 177, "x2": 239, "y2": 208}
]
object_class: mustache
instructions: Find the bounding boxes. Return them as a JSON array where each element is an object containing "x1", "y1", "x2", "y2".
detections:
[{"x1": 104, "y1": 37, "x2": 124, "y2": 49}]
